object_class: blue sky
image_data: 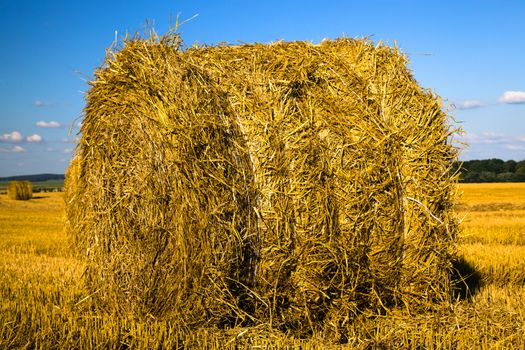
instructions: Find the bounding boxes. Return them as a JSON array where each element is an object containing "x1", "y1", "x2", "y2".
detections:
[{"x1": 0, "y1": 0, "x2": 524, "y2": 176}]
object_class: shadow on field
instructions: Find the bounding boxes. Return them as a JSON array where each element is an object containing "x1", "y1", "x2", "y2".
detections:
[
  {"x1": 452, "y1": 256, "x2": 483, "y2": 300},
  {"x1": 31, "y1": 195, "x2": 50, "y2": 200}
]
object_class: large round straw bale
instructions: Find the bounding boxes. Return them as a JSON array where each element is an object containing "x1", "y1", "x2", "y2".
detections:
[{"x1": 67, "y1": 34, "x2": 458, "y2": 334}]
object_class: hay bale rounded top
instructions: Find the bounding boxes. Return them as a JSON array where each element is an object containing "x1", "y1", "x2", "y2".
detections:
[{"x1": 67, "y1": 34, "x2": 458, "y2": 335}]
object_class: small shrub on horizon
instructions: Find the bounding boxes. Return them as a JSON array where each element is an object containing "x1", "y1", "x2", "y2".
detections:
[{"x1": 7, "y1": 181, "x2": 33, "y2": 200}]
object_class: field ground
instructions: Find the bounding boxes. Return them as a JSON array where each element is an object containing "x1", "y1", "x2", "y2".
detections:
[{"x1": 1, "y1": 184, "x2": 525, "y2": 348}]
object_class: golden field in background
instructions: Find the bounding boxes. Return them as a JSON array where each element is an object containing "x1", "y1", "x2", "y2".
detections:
[
  {"x1": 1, "y1": 184, "x2": 524, "y2": 349},
  {"x1": 458, "y1": 184, "x2": 525, "y2": 290}
]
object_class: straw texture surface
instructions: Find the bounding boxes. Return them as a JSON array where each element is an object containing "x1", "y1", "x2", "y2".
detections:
[{"x1": 67, "y1": 34, "x2": 458, "y2": 336}]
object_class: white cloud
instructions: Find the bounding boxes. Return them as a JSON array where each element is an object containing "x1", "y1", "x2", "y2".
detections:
[
  {"x1": 36, "y1": 120, "x2": 62, "y2": 128},
  {"x1": 34, "y1": 100, "x2": 50, "y2": 108},
  {"x1": 1, "y1": 132, "x2": 43, "y2": 143},
  {"x1": 458, "y1": 132, "x2": 525, "y2": 160},
  {"x1": 499, "y1": 91, "x2": 525, "y2": 104},
  {"x1": 0, "y1": 131, "x2": 23, "y2": 142},
  {"x1": 481, "y1": 131, "x2": 505, "y2": 138},
  {"x1": 505, "y1": 144, "x2": 525, "y2": 151},
  {"x1": 63, "y1": 148, "x2": 73, "y2": 154},
  {"x1": 459, "y1": 132, "x2": 525, "y2": 155},
  {"x1": 26, "y1": 134, "x2": 42, "y2": 142},
  {"x1": 62, "y1": 136, "x2": 80, "y2": 143},
  {"x1": 455, "y1": 100, "x2": 484, "y2": 110},
  {"x1": 0, "y1": 145, "x2": 25, "y2": 153},
  {"x1": 459, "y1": 132, "x2": 507, "y2": 145},
  {"x1": 506, "y1": 135, "x2": 525, "y2": 151}
]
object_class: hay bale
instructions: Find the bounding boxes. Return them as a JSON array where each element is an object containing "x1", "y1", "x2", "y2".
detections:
[
  {"x1": 67, "y1": 34, "x2": 458, "y2": 334},
  {"x1": 7, "y1": 181, "x2": 32, "y2": 200}
]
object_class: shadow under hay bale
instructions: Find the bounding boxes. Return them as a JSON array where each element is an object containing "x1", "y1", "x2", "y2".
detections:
[
  {"x1": 451, "y1": 256, "x2": 483, "y2": 300},
  {"x1": 66, "y1": 33, "x2": 459, "y2": 337}
]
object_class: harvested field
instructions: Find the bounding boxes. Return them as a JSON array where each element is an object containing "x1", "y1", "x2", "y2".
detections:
[{"x1": 1, "y1": 184, "x2": 525, "y2": 348}]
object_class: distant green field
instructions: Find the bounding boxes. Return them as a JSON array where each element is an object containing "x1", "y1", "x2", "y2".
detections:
[{"x1": 0, "y1": 180, "x2": 64, "y2": 193}]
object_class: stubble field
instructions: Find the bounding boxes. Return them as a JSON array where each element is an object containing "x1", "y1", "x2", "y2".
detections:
[{"x1": 1, "y1": 183, "x2": 524, "y2": 349}]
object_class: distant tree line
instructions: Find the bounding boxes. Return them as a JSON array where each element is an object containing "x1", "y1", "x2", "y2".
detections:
[
  {"x1": 0, "y1": 173, "x2": 64, "y2": 182},
  {"x1": 2, "y1": 164, "x2": 525, "y2": 184},
  {"x1": 453, "y1": 159, "x2": 525, "y2": 183}
]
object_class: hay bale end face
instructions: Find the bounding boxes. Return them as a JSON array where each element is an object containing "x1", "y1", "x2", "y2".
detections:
[
  {"x1": 67, "y1": 39, "x2": 259, "y2": 325},
  {"x1": 67, "y1": 34, "x2": 459, "y2": 335},
  {"x1": 7, "y1": 181, "x2": 32, "y2": 200}
]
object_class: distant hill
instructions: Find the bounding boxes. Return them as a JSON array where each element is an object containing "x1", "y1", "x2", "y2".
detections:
[{"x1": 0, "y1": 174, "x2": 65, "y2": 182}]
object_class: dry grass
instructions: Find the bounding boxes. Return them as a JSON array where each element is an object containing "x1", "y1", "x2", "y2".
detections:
[
  {"x1": 1, "y1": 186, "x2": 525, "y2": 348},
  {"x1": 459, "y1": 244, "x2": 525, "y2": 285},
  {"x1": 0, "y1": 193, "x2": 65, "y2": 255},
  {"x1": 457, "y1": 183, "x2": 525, "y2": 291},
  {"x1": 458, "y1": 183, "x2": 525, "y2": 206},
  {"x1": 458, "y1": 183, "x2": 525, "y2": 245}
]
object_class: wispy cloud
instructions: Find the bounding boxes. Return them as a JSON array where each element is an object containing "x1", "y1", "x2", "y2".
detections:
[
  {"x1": 457, "y1": 132, "x2": 525, "y2": 160},
  {"x1": 34, "y1": 99, "x2": 51, "y2": 108},
  {"x1": 0, "y1": 145, "x2": 25, "y2": 153},
  {"x1": 62, "y1": 135, "x2": 80, "y2": 143},
  {"x1": 459, "y1": 132, "x2": 507, "y2": 145},
  {"x1": 455, "y1": 99, "x2": 484, "y2": 110},
  {"x1": 505, "y1": 144, "x2": 525, "y2": 151},
  {"x1": 0, "y1": 131, "x2": 23, "y2": 142},
  {"x1": 1, "y1": 131, "x2": 43, "y2": 143},
  {"x1": 36, "y1": 120, "x2": 62, "y2": 128},
  {"x1": 63, "y1": 148, "x2": 73, "y2": 154},
  {"x1": 26, "y1": 134, "x2": 42, "y2": 142},
  {"x1": 503, "y1": 134, "x2": 525, "y2": 152},
  {"x1": 499, "y1": 91, "x2": 525, "y2": 104}
]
